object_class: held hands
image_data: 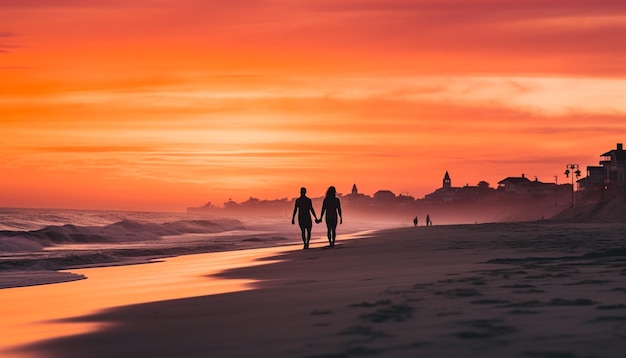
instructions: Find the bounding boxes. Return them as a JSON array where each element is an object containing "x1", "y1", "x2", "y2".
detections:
[{"x1": 315, "y1": 219, "x2": 321, "y2": 224}]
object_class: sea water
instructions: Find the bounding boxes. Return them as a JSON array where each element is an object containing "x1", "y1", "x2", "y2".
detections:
[
  {"x1": 0, "y1": 207, "x2": 295, "y2": 288},
  {"x1": 0, "y1": 208, "x2": 296, "y2": 356},
  {"x1": 0, "y1": 208, "x2": 378, "y2": 357},
  {"x1": 0, "y1": 207, "x2": 382, "y2": 289}
]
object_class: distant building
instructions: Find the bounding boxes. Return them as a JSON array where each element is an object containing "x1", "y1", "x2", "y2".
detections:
[
  {"x1": 477, "y1": 181, "x2": 490, "y2": 189},
  {"x1": 498, "y1": 174, "x2": 567, "y2": 199},
  {"x1": 443, "y1": 171, "x2": 451, "y2": 189},
  {"x1": 579, "y1": 143, "x2": 626, "y2": 201},
  {"x1": 396, "y1": 192, "x2": 416, "y2": 204},
  {"x1": 601, "y1": 143, "x2": 626, "y2": 197},
  {"x1": 577, "y1": 166, "x2": 604, "y2": 201},
  {"x1": 425, "y1": 171, "x2": 495, "y2": 203},
  {"x1": 345, "y1": 184, "x2": 368, "y2": 200},
  {"x1": 343, "y1": 183, "x2": 372, "y2": 208},
  {"x1": 373, "y1": 190, "x2": 396, "y2": 201},
  {"x1": 497, "y1": 174, "x2": 532, "y2": 196}
]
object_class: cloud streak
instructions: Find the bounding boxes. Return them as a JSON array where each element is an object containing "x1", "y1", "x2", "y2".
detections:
[
  {"x1": 0, "y1": 31, "x2": 15, "y2": 54},
  {"x1": 5, "y1": 1, "x2": 626, "y2": 75}
]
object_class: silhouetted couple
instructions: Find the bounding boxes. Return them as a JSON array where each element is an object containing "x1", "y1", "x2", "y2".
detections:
[{"x1": 291, "y1": 186, "x2": 343, "y2": 249}]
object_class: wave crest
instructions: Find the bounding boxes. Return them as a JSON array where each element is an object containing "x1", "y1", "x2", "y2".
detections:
[{"x1": 0, "y1": 219, "x2": 245, "y2": 251}]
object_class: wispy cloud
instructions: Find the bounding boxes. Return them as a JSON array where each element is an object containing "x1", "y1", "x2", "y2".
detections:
[
  {"x1": 0, "y1": 1, "x2": 128, "y2": 8},
  {"x1": 35, "y1": 145, "x2": 158, "y2": 153},
  {"x1": 0, "y1": 31, "x2": 15, "y2": 54},
  {"x1": 3, "y1": 1, "x2": 625, "y2": 75},
  {"x1": 2, "y1": 0, "x2": 625, "y2": 209}
]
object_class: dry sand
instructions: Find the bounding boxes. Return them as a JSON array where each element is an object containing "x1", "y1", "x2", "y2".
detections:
[{"x1": 13, "y1": 221, "x2": 626, "y2": 358}]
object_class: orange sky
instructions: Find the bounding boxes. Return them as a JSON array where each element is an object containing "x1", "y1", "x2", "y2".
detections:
[{"x1": 1, "y1": 0, "x2": 626, "y2": 211}]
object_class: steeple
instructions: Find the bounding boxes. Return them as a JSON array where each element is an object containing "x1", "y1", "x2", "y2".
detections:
[
  {"x1": 351, "y1": 184, "x2": 358, "y2": 195},
  {"x1": 443, "y1": 171, "x2": 451, "y2": 189}
]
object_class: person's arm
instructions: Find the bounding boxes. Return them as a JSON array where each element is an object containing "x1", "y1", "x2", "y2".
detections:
[
  {"x1": 319, "y1": 201, "x2": 326, "y2": 222},
  {"x1": 291, "y1": 202, "x2": 297, "y2": 225},
  {"x1": 337, "y1": 199, "x2": 343, "y2": 224},
  {"x1": 310, "y1": 205, "x2": 318, "y2": 222}
]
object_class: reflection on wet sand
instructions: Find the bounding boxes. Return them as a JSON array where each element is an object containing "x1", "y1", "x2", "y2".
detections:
[
  {"x1": 0, "y1": 246, "x2": 287, "y2": 358},
  {"x1": 2, "y1": 230, "x2": 373, "y2": 357}
]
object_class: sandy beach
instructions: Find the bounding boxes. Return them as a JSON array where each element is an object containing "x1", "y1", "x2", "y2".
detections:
[{"x1": 6, "y1": 221, "x2": 626, "y2": 358}]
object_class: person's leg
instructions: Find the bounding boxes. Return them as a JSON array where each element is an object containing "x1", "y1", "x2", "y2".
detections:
[
  {"x1": 330, "y1": 225, "x2": 337, "y2": 246},
  {"x1": 300, "y1": 227, "x2": 307, "y2": 249},
  {"x1": 305, "y1": 227, "x2": 311, "y2": 249},
  {"x1": 326, "y1": 224, "x2": 332, "y2": 245}
]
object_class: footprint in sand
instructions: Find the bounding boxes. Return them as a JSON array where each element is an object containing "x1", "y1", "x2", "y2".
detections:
[
  {"x1": 499, "y1": 298, "x2": 596, "y2": 308},
  {"x1": 522, "y1": 350, "x2": 577, "y2": 358},
  {"x1": 470, "y1": 299, "x2": 511, "y2": 305},
  {"x1": 563, "y1": 279, "x2": 611, "y2": 286},
  {"x1": 349, "y1": 299, "x2": 392, "y2": 308},
  {"x1": 305, "y1": 346, "x2": 381, "y2": 358},
  {"x1": 340, "y1": 325, "x2": 389, "y2": 340},
  {"x1": 546, "y1": 298, "x2": 596, "y2": 306},
  {"x1": 348, "y1": 299, "x2": 414, "y2": 323},
  {"x1": 412, "y1": 283, "x2": 434, "y2": 290},
  {"x1": 310, "y1": 309, "x2": 333, "y2": 329},
  {"x1": 437, "y1": 276, "x2": 487, "y2": 286},
  {"x1": 499, "y1": 284, "x2": 546, "y2": 294},
  {"x1": 434, "y1": 288, "x2": 482, "y2": 298},
  {"x1": 500, "y1": 284, "x2": 536, "y2": 289},
  {"x1": 588, "y1": 316, "x2": 626, "y2": 323},
  {"x1": 508, "y1": 309, "x2": 540, "y2": 315},
  {"x1": 453, "y1": 318, "x2": 518, "y2": 340},
  {"x1": 596, "y1": 304, "x2": 626, "y2": 310}
]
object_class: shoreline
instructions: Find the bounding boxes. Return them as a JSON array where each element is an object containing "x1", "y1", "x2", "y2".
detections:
[
  {"x1": 0, "y1": 230, "x2": 375, "y2": 357},
  {"x1": 0, "y1": 226, "x2": 377, "y2": 289},
  {"x1": 0, "y1": 219, "x2": 610, "y2": 291},
  {"x1": 7, "y1": 221, "x2": 626, "y2": 357},
  {"x1": 0, "y1": 244, "x2": 291, "y2": 357}
]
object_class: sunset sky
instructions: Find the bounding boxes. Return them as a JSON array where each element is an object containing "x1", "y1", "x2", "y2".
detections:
[{"x1": 2, "y1": 0, "x2": 626, "y2": 211}]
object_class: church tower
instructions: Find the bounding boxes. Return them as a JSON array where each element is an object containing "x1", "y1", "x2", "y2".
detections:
[
  {"x1": 351, "y1": 184, "x2": 358, "y2": 195},
  {"x1": 443, "y1": 171, "x2": 451, "y2": 189}
]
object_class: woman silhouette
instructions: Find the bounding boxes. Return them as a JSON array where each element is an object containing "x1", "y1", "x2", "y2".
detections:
[{"x1": 317, "y1": 186, "x2": 343, "y2": 247}]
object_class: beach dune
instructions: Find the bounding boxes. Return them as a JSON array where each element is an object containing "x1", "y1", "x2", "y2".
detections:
[{"x1": 14, "y1": 222, "x2": 626, "y2": 358}]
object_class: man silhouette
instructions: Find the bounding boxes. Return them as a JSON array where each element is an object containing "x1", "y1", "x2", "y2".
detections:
[{"x1": 292, "y1": 187, "x2": 318, "y2": 249}]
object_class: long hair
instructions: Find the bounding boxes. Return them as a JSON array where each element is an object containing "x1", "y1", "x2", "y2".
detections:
[{"x1": 325, "y1": 186, "x2": 336, "y2": 199}]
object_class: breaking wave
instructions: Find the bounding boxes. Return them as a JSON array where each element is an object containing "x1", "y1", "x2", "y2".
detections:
[
  {"x1": 0, "y1": 209, "x2": 298, "y2": 288},
  {"x1": 0, "y1": 219, "x2": 245, "y2": 252}
]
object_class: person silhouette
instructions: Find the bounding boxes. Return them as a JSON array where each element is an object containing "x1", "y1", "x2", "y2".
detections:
[
  {"x1": 426, "y1": 214, "x2": 432, "y2": 226},
  {"x1": 292, "y1": 187, "x2": 318, "y2": 249},
  {"x1": 316, "y1": 186, "x2": 342, "y2": 247},
  {"x1": 413, "y1": 216, "x2": 418, "y2": 227}
]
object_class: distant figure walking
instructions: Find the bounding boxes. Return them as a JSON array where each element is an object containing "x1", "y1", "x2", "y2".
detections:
[
  {"x1": 413, "y1": 216, "x2": 418, "y2": 227},
  {"x1": 292, "y1": 187, "x2": 318, "y2": 249},
  {"x1": 317, "y1": 186, "x2": 342, "y2": 247},
  {"x1": 426, "y1": 214, "x2": 432, "y2": 226}
]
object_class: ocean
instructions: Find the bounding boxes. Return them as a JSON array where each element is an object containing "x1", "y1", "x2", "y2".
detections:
[
  {"x1": 0, "y1": 207, "x2": 298, "y2": 288},
  {"x1": 0, "y1": 207, "x2": 385, "y2": 289}
]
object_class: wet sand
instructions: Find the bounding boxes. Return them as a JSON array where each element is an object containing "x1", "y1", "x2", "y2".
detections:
[
  {"x1": 7, "y1": 222, "x2": 626, "y2": 358},
  {"x1": 0, "y1": 246, "x2": 287, "y2": 357}
]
